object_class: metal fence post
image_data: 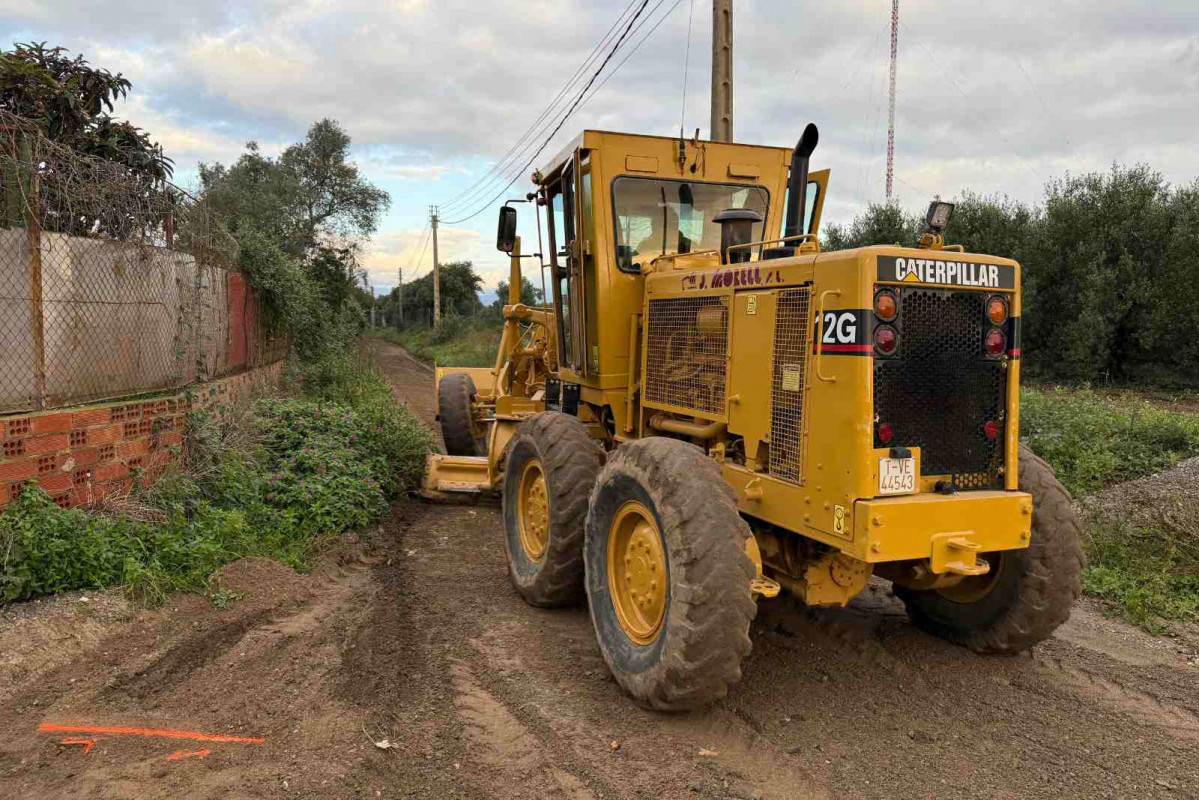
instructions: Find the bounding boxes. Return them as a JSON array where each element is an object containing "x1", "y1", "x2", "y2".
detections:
[{"x1": 20, "y1": 134, "x2": 45, "y2": 410}]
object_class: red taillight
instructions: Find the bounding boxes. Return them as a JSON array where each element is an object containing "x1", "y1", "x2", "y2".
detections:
[
  {"x1": 875, "y1": 290, "x2": 898, "y2": 321},
  {"x1": 878, "y1": 422, "x2": 893, "y2": 444},
  {"x1": 874, "y1": 325, "x2": 898, "y2": 355},
  {"x1": 984, "y1": 328, "x2": 1006, "y2": 356},
  {"x1": 984, "y1": 420, "x2": 1001, "y2": 440}
]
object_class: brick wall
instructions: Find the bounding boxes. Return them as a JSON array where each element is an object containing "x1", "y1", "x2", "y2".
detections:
[{"x1": 0, "y1": 360, "x2": 284, "y2": 512}]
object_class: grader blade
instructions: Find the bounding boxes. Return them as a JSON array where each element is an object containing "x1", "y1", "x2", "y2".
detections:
[{"x1": 419, "y1": 454, "x2": 496, "y2": 502}]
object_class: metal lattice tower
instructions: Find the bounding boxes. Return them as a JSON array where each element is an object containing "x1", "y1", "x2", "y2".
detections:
[{"x1": 886, "y1": 0, "x2": 899, "y2": 204}]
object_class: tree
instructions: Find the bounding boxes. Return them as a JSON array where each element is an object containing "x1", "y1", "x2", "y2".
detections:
[
  {"x1": 198, "y1": 119, "x2": 389, "y2": 258},
  {"x1": 197, "y1": 119, "x2": 389, "y2": 334},
  {"x1": 492, "y1": 276, "x2": 544, "y2": 311},
  {"x1": 823, "y1": 203, "x2": 922, "y2": 251},
  {"x1": 395, "y1": 261, "x2": 484, "y2": 326},
  {"x1": 0, "y1": 42, "x2": 172, "y2": 180}
]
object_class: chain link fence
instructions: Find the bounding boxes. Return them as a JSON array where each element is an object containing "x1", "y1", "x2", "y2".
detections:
[{"x1": 0, "y1": 112, "x2": 283, "y2": 414}]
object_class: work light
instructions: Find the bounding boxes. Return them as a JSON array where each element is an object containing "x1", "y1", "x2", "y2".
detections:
[{"x1": 925, "y1": 201, "x2": 954, "y2": 234}]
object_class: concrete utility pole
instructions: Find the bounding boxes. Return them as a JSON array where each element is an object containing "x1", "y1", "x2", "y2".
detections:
[
  {"x1": 710, "y1": 0, "x2": 733, "y2": 142},
  {"x1": 886, "y1": 0, "x2": 899, "y2": 204},
  {"x1": 396, "y1": 266, "x2": 404, "y2": 329},
  {"x1": 430, "y1": 205, "x2": 441, "y2": 326}
]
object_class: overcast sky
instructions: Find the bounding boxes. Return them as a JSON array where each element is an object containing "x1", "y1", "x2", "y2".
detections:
[{"x1": 4, "y1": 0, "x2": 1198, "y2": 297}]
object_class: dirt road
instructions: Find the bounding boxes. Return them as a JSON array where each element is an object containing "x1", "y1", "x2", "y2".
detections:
[{"x1": 1, "y1": 339, "x2": 1196, "y2": 799}]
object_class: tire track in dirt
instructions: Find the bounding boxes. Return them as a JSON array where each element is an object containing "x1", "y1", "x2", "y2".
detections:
[{"x1": 0, "y1": 339, "x2": 1195, "y2": 798}]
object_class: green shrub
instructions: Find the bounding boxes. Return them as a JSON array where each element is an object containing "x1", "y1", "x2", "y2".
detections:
[
  {"x1": 0, "y1": 351, "x2": 432, "y2": 604},
  {"x1": 1020, "y1": 385, "x2": 1199, "y2": 495},
  {"x1": 377, "y1": 318, "x2": 501, "y2": 367},
  {"x1": 1081, "y1": 501, "x2": 1199, "y2": 629}
]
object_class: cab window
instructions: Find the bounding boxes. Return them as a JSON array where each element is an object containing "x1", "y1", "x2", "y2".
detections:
[{"x1": 612, "y1": 178, "x2": 769, "y2": 272}]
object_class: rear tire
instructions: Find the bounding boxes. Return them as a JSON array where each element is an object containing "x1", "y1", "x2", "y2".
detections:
[
  {"x1": 584, "y1": 438, "x2": 757, "y2": 710},
  {"x1": 896, "y1": 444, "x2": 1084, "y2": 653},
  {"x1": 439, "y1": 373, "x2": 484, "y2": 456},
  {"x1": 502, "y1": 412, "x2": 603, "y2": 607}
]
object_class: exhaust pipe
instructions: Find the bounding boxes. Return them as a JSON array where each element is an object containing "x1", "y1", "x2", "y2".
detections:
[{"x1": 783, "y1": 123, "x2": 820, "y2": 241}]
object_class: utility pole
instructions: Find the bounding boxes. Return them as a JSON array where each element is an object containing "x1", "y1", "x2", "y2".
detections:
[
  {"x1": 710, "y1": 0, "x2": 733, "y2": 142},
  {"x1": 430, "y1": 205, "x2": 441, "y2": 326},
  {"x1": 396, "y1": 266, "x2": 404, "y2": 329},
  {"x1": 886, "y1": 0, "x2": 899, "y2": 204}
]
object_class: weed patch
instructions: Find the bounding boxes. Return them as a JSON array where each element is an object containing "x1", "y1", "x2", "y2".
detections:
[
  {"x1": 374, "y1": 318, "x2": 500, "y2": 367},
  {"x1": 1020, "y1": 385, "x2": 1199, "y2": 496},
  {"x1": 1, "y1": 349, "x2": 431, "y2": 605}
]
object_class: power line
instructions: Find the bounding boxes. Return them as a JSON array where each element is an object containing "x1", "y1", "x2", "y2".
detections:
[
  {"x1": 437, "y1": 0, "x2": 644, "y2": 214},
  {"x1": 443, "y1": 0, "x2": 683, "y2": 225},
  {"x1": 678, "y1": 0, "x2": 696, "y2": 135},
  {"x1": 441, "y1": 0, "x2": 659, "y2": 225}
]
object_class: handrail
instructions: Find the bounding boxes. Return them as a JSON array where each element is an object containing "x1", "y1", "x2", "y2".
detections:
[
  {"x1": 726, "y1": 232, "x2": 816, "y2": 253},
  {"x1": 814, "y1": 289, "x2": 841, "y2": 383}
]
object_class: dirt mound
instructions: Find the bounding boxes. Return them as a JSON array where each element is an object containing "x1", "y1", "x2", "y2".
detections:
[
  {"x1": 1079, "y1": 456, "x2": 1199, "y2": 525},
  {"x1": 212, "y1": 557, "x2": 307, "y2": 600}
]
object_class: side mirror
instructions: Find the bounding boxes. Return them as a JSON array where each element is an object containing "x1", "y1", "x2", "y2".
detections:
[{"x1": 496, "y1": 205, "x2": 517, "y2": 253}]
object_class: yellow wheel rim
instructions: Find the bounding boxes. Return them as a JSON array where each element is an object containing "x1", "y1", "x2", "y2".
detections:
[
  {"x1": 607, "y1": 501, "x2": 667, "y2": 645},
  {"x1": 517, "y1": 459, "x2": 549, "y2": 562},
  {"x1": 937, "y1": 552, "x2": 1005, "y2": 604}
]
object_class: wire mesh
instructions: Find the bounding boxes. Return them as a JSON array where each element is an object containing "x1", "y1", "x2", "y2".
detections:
[
  {"x1": 0, "y1": 111, "x2": 279, "y2": 413},
  {"x1": 644, "y1": 295, "x2": 729, "y2": 416},
  {"x1": 769, "y1": 288, "x2": 811, "y2": 483}
]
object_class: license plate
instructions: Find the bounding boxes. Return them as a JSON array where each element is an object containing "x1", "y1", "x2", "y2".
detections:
[{"x1": 879, "y1": 457, "x2": 916, "y2": 495}]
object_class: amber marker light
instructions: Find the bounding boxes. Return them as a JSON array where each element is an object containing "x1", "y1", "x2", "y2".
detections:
[
  {"x1": 875, "y1": 290, "x2": 898, "y2": 321},
  {"x1": 987, "y1": 295, "x2": 1009, "y2": 325}
]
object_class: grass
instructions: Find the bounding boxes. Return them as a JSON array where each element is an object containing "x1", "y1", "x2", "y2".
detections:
[
  {"x1": 1022, "y1": 384, "x2": 1199, "y2": 630},
  {"x1": 0, "y1": 346, "x2": 433, "y2": 605},
  {"x1": 373, "y1": 316, "x2": 501, "y2": 367},
  {"x1": 1080, "y1": 501, "x2": 1199, "y2": 631},
  {"x1": 1020, "y1": 385, "x2": 1199, "y2": 496}
]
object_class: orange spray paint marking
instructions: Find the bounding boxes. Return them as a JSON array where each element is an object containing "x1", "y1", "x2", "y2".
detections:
[
  {"x1": 38, "y1": 723, "x2": 263, "y2": 744},
  {"x1": 59, "y1": 738, "x2": 96, "y2": 754},
  {"x1": 167, "y1": 748, "x2": 212, "y2": 761}
]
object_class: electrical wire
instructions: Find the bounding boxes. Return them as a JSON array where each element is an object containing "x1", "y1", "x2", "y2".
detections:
[
  {"x1": 445, "y1": 0, "x2": 682, "y2": 224},
  {"x1": 441, "y1": 0, "x2": 659, "y2": 225},
  {"x1": 437, "y1": 0, "x2": 644, "y2": 214},
  {"x1": 678, "y1": 0, "x2": 696, "y2": 135}
]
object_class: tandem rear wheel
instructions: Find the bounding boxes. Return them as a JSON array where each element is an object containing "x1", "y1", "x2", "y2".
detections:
[
  {"x1": 584, "y1": 438, "x2": 757, "y2": 711},
  {"x1": 896, "y1": 444, "x2": 1084, "y2": 653}
]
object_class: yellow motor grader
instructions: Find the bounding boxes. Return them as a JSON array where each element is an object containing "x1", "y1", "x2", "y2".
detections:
[{"x1": 423, "y1": 124, "x2": 1083, "y2": 710}]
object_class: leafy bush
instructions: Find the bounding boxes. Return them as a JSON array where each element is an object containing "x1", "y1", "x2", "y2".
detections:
[
  {"x1": 1081, "y1": 502, "x2": 1199, "y2": 629},
  {"x1": 377, "y1": 318, "x2": 501, "y2": 367},
  {"x1": 1, "y1": 354, "x2": 432, "y2": 604},
  {"x1": 1020, "y1": 385, "x2": 1199, "y2": 495}
]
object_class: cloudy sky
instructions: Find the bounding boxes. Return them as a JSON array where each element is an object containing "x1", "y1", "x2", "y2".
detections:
[{"x1": 4, "y1": 0, "x2": 1197, "y2": 298}]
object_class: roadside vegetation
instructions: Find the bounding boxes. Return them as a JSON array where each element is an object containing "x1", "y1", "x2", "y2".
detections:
[
  {"x1": 1022, "y1": 385, "x2": 1199, "y2": 629},
  {"x1": 0, "y1": 355, "x2": 431, "y2": 604},
  {"x1": 0, "y1": 44, "x2": 434, "y2": 607},
  {"x1": 375, "y1": 317, "x2": 501, "y2": 367}
]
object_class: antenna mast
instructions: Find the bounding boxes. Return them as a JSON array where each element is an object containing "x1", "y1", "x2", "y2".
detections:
[{"x1": 886, "y1": 0, "x2": 899, "y2": 203}]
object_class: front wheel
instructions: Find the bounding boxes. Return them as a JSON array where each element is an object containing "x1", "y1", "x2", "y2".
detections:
[
  {"x1": 895, "y1": 444, "x2": 1084, "y2": 653},
  {"x1": 502, "y1": 412, "x2": 603, "y2": 607},
  {"x1": 584, "y1": 438, "x2": 757, "y2": 710}
]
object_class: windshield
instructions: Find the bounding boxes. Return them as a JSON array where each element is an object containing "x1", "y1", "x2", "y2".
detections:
[{"x1": 612, "y1": 178, "x2": 769, "y2": 272}]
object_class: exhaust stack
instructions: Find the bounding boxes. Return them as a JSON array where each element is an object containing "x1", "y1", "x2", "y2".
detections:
[{"x1": 783, "y1": 123, "x2": 820, "y2": 242}]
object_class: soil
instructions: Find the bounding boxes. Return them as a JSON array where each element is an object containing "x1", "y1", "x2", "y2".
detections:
[{"x1": 1, "y1": 338, "x2": 1196, "y2": 799}]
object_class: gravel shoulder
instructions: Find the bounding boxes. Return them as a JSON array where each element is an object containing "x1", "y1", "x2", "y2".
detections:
[{"x1": 0, "y1": 338, "x2": 1195, "y2": 799}]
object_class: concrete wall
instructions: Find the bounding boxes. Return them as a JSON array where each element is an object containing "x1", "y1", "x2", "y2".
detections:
[{"x1": 0, "y1": 229, "x2": 279, "y2": 414}]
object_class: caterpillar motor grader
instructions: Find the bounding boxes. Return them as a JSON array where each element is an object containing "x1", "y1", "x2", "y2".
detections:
[{"x1": 423, "y1": 124, "x2": 1083, "y2": 710}]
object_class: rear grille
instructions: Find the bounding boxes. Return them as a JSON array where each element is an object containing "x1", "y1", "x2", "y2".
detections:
[
  {"x1": 644, "y1": 296, "x2": 729, "y2": 416},
  {"x1": 769, "y1": 288, "x2": 812, "y2": 483},
  {"x1": 873, "y1": 288, "x2": 1007, "y2": 489}
]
